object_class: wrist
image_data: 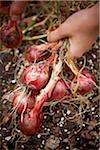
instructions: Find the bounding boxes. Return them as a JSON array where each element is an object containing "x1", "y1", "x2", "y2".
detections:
[{"x1": 89, "y1": 3, "x2": 99, "y2": 30}]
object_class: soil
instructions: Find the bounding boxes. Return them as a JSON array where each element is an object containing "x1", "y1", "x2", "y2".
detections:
[{"x1": 0, "y1": 1, "x2": 99, "y2": 150}]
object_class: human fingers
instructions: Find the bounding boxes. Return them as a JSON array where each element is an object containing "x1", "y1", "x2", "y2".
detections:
[
  {"x1": 68, "y1": 35, "x2": 94, "y2": 58},
  {"x1": 47, "y1": 20, "x2": 71, "y2": 42}
]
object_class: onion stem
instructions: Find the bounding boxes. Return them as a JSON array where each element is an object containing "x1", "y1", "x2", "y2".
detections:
[{"x1": 23, "y1": 34, "x2": 47, "y2": 41}]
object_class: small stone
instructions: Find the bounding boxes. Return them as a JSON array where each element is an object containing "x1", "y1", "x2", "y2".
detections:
[
  {"x1": 66, "y1": 146, "x2": 69, "y2": 149},
  {"x1": 14, "y1": 49, "x2": 19, "y2": 56},
  {"x1": 5, "y1": 136, "x2": 11, "y2": 141},
  {"x1": 3, "y1": 89, "x2": 7, "y2": 93},
  {"x1": 3, "y1": 127, "x2": 7, "y2": 131},
  {"x1": 64, "y1": 129, "x2": 68, "y2": 132},
  {"x1": 92, "y1": 54, "x2": 96, "y2": 59},
  {"x1": 57, "y1": 110, "x2": 59, "y2": 113},
  {"x1": 11, "y1": 80, "x2": 16, "y2": 84},
  {"x1": 77, "y1": 137, "x2": 79, "y2": 141},
  {"x1": 37, "y1": 134, "x2": 41, "y2": 138},
  {"x1": 91, "y1": 107, "x2": 95, "y2": 111},
  {"x1": 89, "y1": 96, "x2": 93, "y2": 100},
  {"x1": 63, "y1": 138, "x2": 68, "y2": 143},
  {"x1": 88, "y1": 59, "x2": 93, "y2": 65},
  {"x1": 74, "y1": 131, "x2": 77, "y2": 134},
  {"x1": 91, "y1": 66, "x2": 93, "y2": 69},
  {"x1": 67, "y1": 110, "x2": 71, "y2": 115},
  {"x1": 5, "y1": 62, "x2": 11, "y2": 71},
  {"x1": 59, "y1": 137, "x2": 62, "y2": 140},
  {"x1": 2, "y1": 139, "x2": 5, "y2": 142},
  {"x1": 67, "y1": 131, "x2": 70, "y2": 135},
  {"x1": 42, "y1": 125, "x2": 44, "y2": 128},
  {"x1": 92, "y1": 111, "x2": 95, "y2": 114},
  {"x1": 2, "y1": 80, "x2": 6, "y2": 83},
  {"x1": 47, "y1": 128, "x2": 50, "y2": 132},
  {"x1": 40, "y1": 144, "x2": 43, "y2": 148},
  {"x1": 61, "y1": 117, "x2": 64, "y2": 121},
  {"x1": 79, "y1": 61, "x2": 83, "y2": 64},
  {"x1": 19, "y1": 54, "x2": 23, "y2": 57},
  {"x1": 45, "y1": 135, "x2": 60, "y2": 150},
  {"x1": 44, "y1": 127, "x2": 47, "y2": 131},
  {"x1": 44, "y1": 115, "x2": 47, "y2": 119},
  {"x1": 96, "y1": 136, "x2": 99, "y2": 139},
  {"x1": 95, "y1": 115, "x2": 98, "y2": 118},
  {"x1": 95, "y1": 105, "x2": 98, "y2": 107},
  {"x1": 42, "y1": 140, "x2": 45, "y2": 145},
  {"x1": 10, "y1": 51, "x2": 13, "y2": 55},
  {"x1": 59, "y1": 124, "x2": 63, "y2": 127},
  {"x1": 3, "y1": 100, "x2": 7, "y2": 104},
  {"x1": 21, "y1": 145, "x2": 24, "y2": 148},
  {"x1": 82, "y1": 124, "x2": 85, "y2": 127}
]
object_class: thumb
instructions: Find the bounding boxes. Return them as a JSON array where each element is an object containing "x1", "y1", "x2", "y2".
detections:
[
  {"x1": 47, "y1": 20, "x2": 71, "y2": 42},
  {"x1": 69, "y1": 46, "x2": 83, "y2": 59},
  {"x1": 10, "y1": 1, "x2": 27, "y2": 21},
  {"x1": 68, "y1": 38, "x2": 86, "y2": 58}
]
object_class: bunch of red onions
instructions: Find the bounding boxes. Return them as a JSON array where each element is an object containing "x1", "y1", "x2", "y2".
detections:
[
  {"x1": 8, "y1": 42, "x2": 95, "y2": 136},
  {"x1": 0, "y1": 19, "x2": 22, "y2": 48}
]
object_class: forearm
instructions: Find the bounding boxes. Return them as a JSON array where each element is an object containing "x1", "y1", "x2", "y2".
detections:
[{"x1": 89, "y1": 3, "x2": 99, "y2": 32}]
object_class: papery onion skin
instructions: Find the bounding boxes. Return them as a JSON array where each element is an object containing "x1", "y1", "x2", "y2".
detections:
[{"x1": 0, "y1": 20, "x2": 23, "y2": 48}]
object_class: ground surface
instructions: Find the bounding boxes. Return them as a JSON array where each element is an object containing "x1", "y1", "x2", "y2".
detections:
[{"x1": 0, "y1": 1, "x2": 99, "y2": 150}]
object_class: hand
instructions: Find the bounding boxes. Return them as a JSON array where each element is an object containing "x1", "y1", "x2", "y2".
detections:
[
  {"x1": 48, "y1": 3, "x2": 99, "y2": 58},
  {"x1": 0, "y1": 1, "x2": 27, "y2": 21}
]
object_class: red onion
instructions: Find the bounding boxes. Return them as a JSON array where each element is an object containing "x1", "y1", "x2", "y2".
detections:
[
  {"x1": 0, "y1": 20, "x2": 22, "y2": 48},
  {"x1": 72, "y1": 69, "x2": 95, "y2": 94},
  {"x1": 25, "y1": 42, "x2": 62, "y2": 62},
  {"x1": 19, "y1": 92, "x2": 48, "y2": 135},
  {"x1": 51, "y1": 79, "x2": 71, "y2": 100},
  {"x1": 78, "y1": 69, "x2": 95, "y2": 93},
  {"x1": 20, "y1": 52, "x2": 55, "y2": 90},
  {"x1": 25, "y1": 43, "x2": 57, "y2": 62},
  {"x1": 10, "y1": 87, "x2": 35, "y2": 114},
  {"x1": 20, "y1": 64, "x2": 49, "y2": 90},
  {"x1": 19, "y1": 109, "x2": 43, "y2": 136},
  {"x1": 25, "y1": 46, "x2": 49, "y2": 62}
]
